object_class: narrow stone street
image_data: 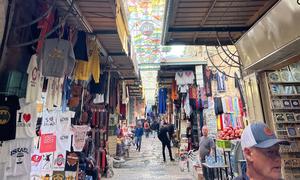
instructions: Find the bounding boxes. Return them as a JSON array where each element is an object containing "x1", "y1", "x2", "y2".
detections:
[{"x1": 107, "y1": 134, "x2": 194, "y2": 180}]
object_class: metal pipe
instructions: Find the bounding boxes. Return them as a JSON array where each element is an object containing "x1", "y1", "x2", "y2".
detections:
[
  {"x1": 161, "y1": 0, "x2": 173, "y2": 45},
  {"x1": 205, "y1": 46, "x2": 236, "y2": 79}
]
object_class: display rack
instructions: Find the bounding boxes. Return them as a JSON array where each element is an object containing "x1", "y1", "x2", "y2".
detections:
[{"x1": 264, "y1": 70, "x2": 300, "y2": 179}]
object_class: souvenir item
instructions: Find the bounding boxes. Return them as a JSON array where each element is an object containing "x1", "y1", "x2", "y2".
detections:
[
  {"x1": 276, "y1": 124, "x2": 285, "y2": 131},
  {"x1": 274, "y1": 113, "x2": 286, "y2": 122},
  {"x1": 295, "y1": 86, "x2": 300, "y2": 94},
  {"x1": 289, "y1": 62, "x2": 300, "y2": 81},
  {"x1": 268, "y1": 71, "x2": 281, "y2": 82},
  {"x1": 270, "y1": 84, "x2": 282, "y2": 94},
  {"x1": 282, "y1": 100, "x2": 292, "y2": 108},
  {"x1": 287, "y1": 127, "x2": 297, "y2": 137},
  {"x1": 282, "y1": 85, "x2": 296, "y2": 95},
  {"x1": 291, "y1": 99, "x2": 300, "y2": 108},
  {"x1": 294, "y1": 113, "x2": 300, "y2": 121},
  {"x1": 286, "y1": 113, "x2": 296, "y2": 122},
  {"x1": 280, "y1": 67, "x2": 294, "y2": 82},
  {"x1": 272, "y1": 99, "x2": 283, "y2": 109}
]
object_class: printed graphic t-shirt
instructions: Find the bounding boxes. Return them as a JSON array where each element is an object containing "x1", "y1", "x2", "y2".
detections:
[
  {"x1": 16, "y1": 102, "x2": 38, "y2": 138},
  {"x1": 41, "y1": 110, "x2": 57, "y2": 134},
  {"x1": 56, "y1": 111, "x2": 75, "y2": 134},
  {"x1": 6, "y1": 138, "x2": 33, "y2": 176},
  {"x1": 53, "y1": 151, "x2": 66, "y2": 171},
  {"x1": 41, "y1": 38, "x2": 75, "y2": 77},
  {"x1": 26, "y1": 54, "x2": 42, "y2": 103},
  {"x1": 0, "y1": 95, "x2": 20, "y2": 141},
  {"x1": 71, "y1": 125, "x2": 91, "y2": 152}
]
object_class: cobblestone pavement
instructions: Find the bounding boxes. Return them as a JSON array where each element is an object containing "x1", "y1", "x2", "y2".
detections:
[{"x1": 104, "y1": 134, "x2": 194, "y2": 180}]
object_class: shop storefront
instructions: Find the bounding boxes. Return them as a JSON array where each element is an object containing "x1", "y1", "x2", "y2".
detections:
[
  {"x1": 0, "y1": 0, "x2": 138, "y2": 179},
  {"x1": 236, "y1": 0, "x2": 300, "y2": 179}
]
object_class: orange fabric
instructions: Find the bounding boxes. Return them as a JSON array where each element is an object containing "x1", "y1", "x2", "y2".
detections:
[{"x1": 171, "y1": 80, "x2": 178, "y2": 100}]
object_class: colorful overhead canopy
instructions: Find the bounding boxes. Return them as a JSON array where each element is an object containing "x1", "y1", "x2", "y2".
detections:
[{"x1": 125, "y1": 0, "x2": 167, "y2": 64}]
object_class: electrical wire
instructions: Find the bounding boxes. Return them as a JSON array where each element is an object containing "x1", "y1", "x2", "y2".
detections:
[
  {"x1": 8, "y1": 0, "x2": 75, "y2": 48},
  {"x1": 15, "y1": 0, "x2": 56, "y2": 29}
]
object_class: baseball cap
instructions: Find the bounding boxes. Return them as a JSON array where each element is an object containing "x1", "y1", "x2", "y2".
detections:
[{"x1": 241, "y1": 122, "x2": 289, "y2": 149}]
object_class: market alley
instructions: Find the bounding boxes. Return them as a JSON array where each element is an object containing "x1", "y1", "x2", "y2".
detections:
[{"x1": 107, "y1": 135, "x2": 194, "y2": 180}]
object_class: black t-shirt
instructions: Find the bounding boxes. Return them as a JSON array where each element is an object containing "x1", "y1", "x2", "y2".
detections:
[{"x1": 0, "y1": 95, "x2": 20, "y2": 141}]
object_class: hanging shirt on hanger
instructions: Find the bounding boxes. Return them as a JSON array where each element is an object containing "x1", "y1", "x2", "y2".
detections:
[
  {"x1": 41, "y1": 39, "x2": 75, "y2": 78},
  {"x1": 158, "y1": 88, "x2": 167, "y2": 114},
  {"x1": 216, "y1": 72, "x2": 226, "y2": 92},
  {"x1": 16, "y1": 102, "x2": 38, "y2": 138},
  {"x1": 204, "y1": 67, "x2": 213, "y2": 97},
  {"x1": 6, "y1": 138, "x2": 32, "y2": 176},
  {"x1": 0, "y1": 95, "x2": 20, "y2": 141},
  {"x1": 26, "y1": 54, "x2": 42, "y2": 103},
  {"x1": 175, "y1": 71, "x2": 195, "y2": 85},
  {"x1": 71, "y1": 125, "x2": 91, "y2": 152},
  {"x1": 171, "y1": 80, "x2": 178, "y2": 100},
  {"x1": 41, "y1": 110, "x2": 57, "y2": 134}
]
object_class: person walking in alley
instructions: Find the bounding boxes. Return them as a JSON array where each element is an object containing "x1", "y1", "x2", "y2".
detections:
[
  {"x1": 135, "y1": 122, "x2": 144, "y2": 152},
  {"x1": 233, "y1": 122, "x2": 289, "y2": 180},
  {"x1": 144, "y1": 120, "x2": 150, "y2": 138},
  {"x1": 158, "y1": 124, "x2": 175, "y2": 162},
  {"x1": 199, "y1": 125, "x2": 215, "y2": 180}
]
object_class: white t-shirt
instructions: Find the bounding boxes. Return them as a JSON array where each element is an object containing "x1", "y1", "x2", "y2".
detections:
[
  {"x1": 0, "y1": 162, "x2": 7, "y2": 180},
  {"x1": 56, "y1": 111, "x2": 75, "y2": 134},
  {"x1": 45, "y1": 77, "x2": 60, "y2": 110},
  {"x1": 175, "y1": 71, "x2": 195, "y2": 85},
  {"x1": 30, "y1": 149, "x2": 42, "y2": 173},
  {"x1": 71, "y1": 125, "x2": 91, "y2": 152},
  {"x1": 178, "y1": 84, "x2": 189, "y2": 93},
  {"x1": 56, "y1": 133, "x2": 72, "y2": 152},
  {"x1": 53, "y1": 151, "x2": 66, "y2": 171},
  {"x1": 41, "y1": 110, "x2": 57, "y2": 134},
  {"x1": 40, "y1": 152, "x2": 53, "y2": 172},
  {"x1": 16, "y1": 102, "x2": 38, "y2": 138},
  {"x1": 26, "y1": 54, "x2": 42, "y2": 103},
  {"x1": 183, "y1": 71, "x2": 195, "y2": 84},
  {"x1": 0, "y1": 141, "x2": 9, "y2": 163},
  {"x1": 6, "y1": 138, "x2": 33, "y2": 176},
  {"x1": 53, "y1": 78, "x2": 64, "y2": 107}
]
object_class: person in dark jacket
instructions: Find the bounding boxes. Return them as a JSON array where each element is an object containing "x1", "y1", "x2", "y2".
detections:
[
  {"x1": 134, "y1": 122, "x2": 144, "y2": 152},
  {"x1": 158, "y1": 124, "x2": 175, "y2": 162}
]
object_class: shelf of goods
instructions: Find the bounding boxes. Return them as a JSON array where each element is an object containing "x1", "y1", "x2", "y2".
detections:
[{"x1": 266, "y1": 69, "x2": 300, "y2": 175}]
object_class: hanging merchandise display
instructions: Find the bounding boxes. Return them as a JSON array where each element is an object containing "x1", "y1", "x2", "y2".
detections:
[
  {"x1": 71, "y1": 125, "x2": 91, "y2": 152},
  {"x1": 258, "y1": 61, "x2": 300, "y2": 176},
  {"x1": 25, "y1": 54, "x2": 42, "y2": 103},
  {"x1": 0, "y1": 95, "x2": 20, "y2": 141},
  {"x1": 158, "y1": 88, "x2": 167, "y2": 114},
  {"x1": 6, "y1": 138, "x2": 32, "y2": 177},
  {"x1": 16, "y1": 101, "x2": 38, "y2": 138},
  {"x1": 216, "y1": 72, "x2": 226, "y2": 92},
  {"x1": 175, "y1": 71, "x2": 195, "y2": 85},
  {"x1": 204, "y1": 67, "x2": 213, "y2": 97},
  {"x1": 74, "y1": 37, "x2": 100, "y2": 82},
  {"x1": 195, "y1": 65, "x2": 204, "y2": 87},
  {"x1": 41, "y1": 38, "x2": 75, "y2": 78},
  {"x1": 0, "y1": 2, "x2": 122, "y2": 179}
]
